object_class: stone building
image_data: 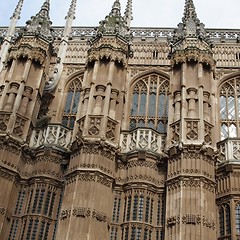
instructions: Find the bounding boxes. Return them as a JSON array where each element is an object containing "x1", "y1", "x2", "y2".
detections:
[{"x1": 0, "y1": 0, "x2": 240, "y2": 239}]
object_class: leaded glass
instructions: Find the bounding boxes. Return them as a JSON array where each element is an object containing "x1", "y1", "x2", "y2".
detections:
[
  {"x1": 132, "y1": 195, "x2": 138, "y2": 220},
  {"x1": 62, "y1": 76, "x2": 83, "y2": 129},
  {"x1": 129, "y1": 74, "x2": 169, "y2": 133},
  {"x1": 138, "y1": 195, "x2": 144, "y2": 221},
  {"x1": 136, "y1": 227, "x2": 142, "y2": 240},
  {"x1": 131, "y1": 227, "x2": 136, "y2": 240},
  {"x1": 226, "y1": 205, "x2": 231, "y2": 234},
  {"x1": 236, "y1": 205, "x2": 240, "y2": 233},
  {"x1": 219, "y1": 77, "x2": 240, "y2": 139},
  {"x1": 219, "y1": 207, "x2": 225, "y2": 236}
]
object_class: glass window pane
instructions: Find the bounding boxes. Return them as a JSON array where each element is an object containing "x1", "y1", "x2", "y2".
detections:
[
  {"x1": 158, "y1": 94, "x2": 165, "y2": 117},
  {"x1": 72, "y1": 92, "x2": 80, "y2": 114},
  {"x1": 236, "y1": 205, "x2": 240, "y2": 233},
  {"x1": 138, "y1": 119, "x2": 145, "y2": 128},
  {"x1": 220, "y1": 96, "x2": 227, "y2": 119},
  {"x1": 148, "y1": 120, "x2": 155, "y2": 129},
  {"x1": 130, "y1": 119, "x2": 136, "y2": 130},
  {"x1": 221, "y1": 124, "x2": 228, "y2": 140},
  {"x1": 139, "y1": 92, "x2": 147, "y2": 115},
  {"x1": 157, "y1": 121, "x2": 165, "y2": 133},
  {"x1": 131, "y1": 92, "x2": 138, "y2": 116},
  {"x1": 64, "y1": 92, "x2": 73, "y2": 113},
  {"x1": 228, "y1": 96, "x2": 235, "y2": 119},
  {"x1": 149, "y1": 93, "x2": 156, "y2": 116},
  {"x1": 229, "y1": 124, "x2": 237, "y2": 138},
  {"x1": 219, "y1": 207, "x2": 225, "y2": 236}
]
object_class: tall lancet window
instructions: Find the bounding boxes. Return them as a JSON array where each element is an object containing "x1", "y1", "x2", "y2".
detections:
[
  {"x1": 130, "y1": 74, "x2": 169, "y2": 133},
  {"x1": 62, "y1": 75, "x2": 83, "y2": 129},
  {"x1": 219, "y1": 77, "x2": 240, "y2": 140}
]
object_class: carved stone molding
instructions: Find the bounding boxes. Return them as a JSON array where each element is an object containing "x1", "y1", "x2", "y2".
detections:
[
  {"x1": 76, "y1": 171, "x2": 113, "y2": 188},
  {"x1": 92, "y1": 209, "x2": 108, "y2": 223},
  {"x1": 167, "y1": 214, "x2": 215, "y2": 229},
  {"x1": 182, "y1": 214, "x2": 201, "y2": 225},
  {"x1": 69, "y1": 163, "x2": 113, "y2": 176},
  {"x1": 0, "y1": 207, "x2": 6, "y2": 215},
  {"x1": 60, "y1": 209, "x2": 71, "y2": 220},
  {"x1": 167, "y1": 176, "x2": 215, "y2": 191},
  {"x1": 0, "y1": 169, "x2": 15, "y2": 182},
  {"x1": 72, "y1": 207, "x2": 91, "y2": 218},
  {"x1": 72, "y1": 138, "x2": 118, "y2": 161}
]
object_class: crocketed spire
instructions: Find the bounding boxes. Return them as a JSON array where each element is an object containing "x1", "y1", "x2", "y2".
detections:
[
  {"x1": 65, "y1": 0, "x2": 77, "y2": 19},
  {"x1": 96, "y1": 0, "x2": 130, "y2": 39},
  {"x1": 169, "y1": 0, "x2": 214, "y2": 67},
  {"x1": 171, "y1": 0, "x2": 211, "y2": 44},
  {"x1": 11, "y1": 0, "x2": 24, "y2": 20},
  {"x1": 124, "y1": 0, "x2": 133, "y2": 28},
  {"x1": 21, "y1": 0, "x2": 53, "y2": 41}
]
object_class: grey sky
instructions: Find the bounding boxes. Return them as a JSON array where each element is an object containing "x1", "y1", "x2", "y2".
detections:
[{"x1": 0, "y1": 0, "x2": 240, "y2": 29}]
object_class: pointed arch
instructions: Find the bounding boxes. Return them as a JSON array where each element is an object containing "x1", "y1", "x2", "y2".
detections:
[
  {"x1": 62, "y1": 72, "x2": 84, "y2": 129},
  {"x1": 129, "y1": 71, "x2": 170, "y2": 133},
  {"x1": 218, "y1": 75, "x2": 240, "y2": 140}
]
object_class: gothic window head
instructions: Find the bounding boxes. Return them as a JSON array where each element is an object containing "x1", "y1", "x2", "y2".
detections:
[
  {"x1": 129, "y1": 73, "x2": 169, "y2": 133},
  {"x1": 62, "y1": 75, "x2": 83, "y2": 129},
  {"x1": 219, "y1": 77, "x2": 240, "y2": 140}
]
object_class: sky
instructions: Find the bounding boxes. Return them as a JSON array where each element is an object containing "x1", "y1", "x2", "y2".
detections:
[{"x1": 0, "y1": 0, "x2": 240, "y2": 29}]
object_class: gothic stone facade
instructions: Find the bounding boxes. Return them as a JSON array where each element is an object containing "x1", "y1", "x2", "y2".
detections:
[{"x1": 1, "y1": 0, "x2": 240, "y2": 240}]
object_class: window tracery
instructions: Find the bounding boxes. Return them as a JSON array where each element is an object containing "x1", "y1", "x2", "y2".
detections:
[
  {"x1": 62, "y1": 75, "x2": 83, "y2": 129},
  {"x1": 236, "y1": 204, "x2": 240, "y2": 233},
  {"x1": 130, "y1": 74, "x2": 169, "y2": 133},
  {"x1": 218, "y1": 204, "x2": 231, "y2": 237},
  {"x1": 219, "y1": 77, "x2": 240, "y2": 140}
]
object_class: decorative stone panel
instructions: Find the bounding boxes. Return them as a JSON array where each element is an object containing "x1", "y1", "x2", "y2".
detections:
[
  {"x1": 30, "y1": 124, "x2": 72, "y2": 150},
  {"x1": 120, "y1": 128, "x2": 165, "y2": 153}
]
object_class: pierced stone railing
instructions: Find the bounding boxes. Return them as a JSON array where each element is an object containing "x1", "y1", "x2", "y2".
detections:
[
  {"x1": 29, "y1": 124, "x2": 72, "y2": 150},
  {"x1": 217, "y1": 138, "x2": 240, "y2": 162},
  {"x1": 1, "y1": 27, "x2": 240, "y2": 41},
  {"x1": 120, "y1": 128, "x2": 166, "y2": 154}
]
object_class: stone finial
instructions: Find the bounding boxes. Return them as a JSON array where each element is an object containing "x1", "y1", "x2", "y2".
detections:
[
  {"x1": 111, "y1": 0, "x2": 121, "y2": 16},
  {"x1": 96, "y1": 0, "x2": 130, "y2": 39},
  {"x1": 124, "y1": 0, "x2": 133, "y2": 28},
  {"x1": 65, "y1": 0, "x2": 77, "y2": 20},
  {"x1": 170, "y1": 0, "x2": 213, "y2": 45},
  {"x1": 11, "y1": 0, "x2": 24, "y2": 20},
  {"x1": 21, "y1": 0, "x2": 53, "y2": 41}
]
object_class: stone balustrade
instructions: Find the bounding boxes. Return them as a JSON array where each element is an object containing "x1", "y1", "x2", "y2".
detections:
[
  {"x1": 217, "y1": 138, "x2": 240, "y2": 162},
  {"x1": 120, "y1": 128, "x2": 166, "y2": 154},
  {"x1": 29, "y1": 124, "x2": 72, "y2": 150},
  {"x1": 1, "y1": 27, "x2": 240, "y2": 41}
]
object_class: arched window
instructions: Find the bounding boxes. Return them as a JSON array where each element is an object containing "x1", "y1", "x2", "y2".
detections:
[
  {"x1": 236, "y1": 204, "x2": 240, "y2": 233},
  {"x1": 62, "y1": 75, "x2": 83, "y2": 129},
  {"x1": 130, "y1": 74, "x2": 169, "y2": 133},
  {"x1": 219, "y1": 77, "x2": 240, "y2": 140},
  {"x1": 218, "y1": 204, "x2": 231, "y2": 237}
]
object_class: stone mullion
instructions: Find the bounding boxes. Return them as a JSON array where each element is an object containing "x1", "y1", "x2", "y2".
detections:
[
  {"x1": 0, "y1": 80, "x2": 10, "y2": 110},
  {"x1": 12, "y1": 59, "x2": 31, "y2": 113},
  {"x1": 155, "y1": 78, "x2": 160, "y2": 129},
  {"x1": 230, "y1": 198, "x2": 236, "y2": 239},
  {"x1": 144, "y1": 76, "x2": 150, "y2": 127},
  {"x1": 180, "y1": 63, "x2": 187, "y2": 143}
]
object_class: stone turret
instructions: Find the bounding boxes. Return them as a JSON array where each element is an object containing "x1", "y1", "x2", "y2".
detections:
[
  {"x1": 165, "y1": 0, "x2": 217, "y2": 239},
  {"x1": 0, "y1": 0, "x2": 54, "y2": 141},
  {"x1": 0, "y1": 1, "x2": 56, "y2": 239},
  {"x1": 56, "y1": 1, "x2": 132, "y2": 239},
  {"x1": 0, "y1": 0, "x2": 24, "y2": 72}
]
